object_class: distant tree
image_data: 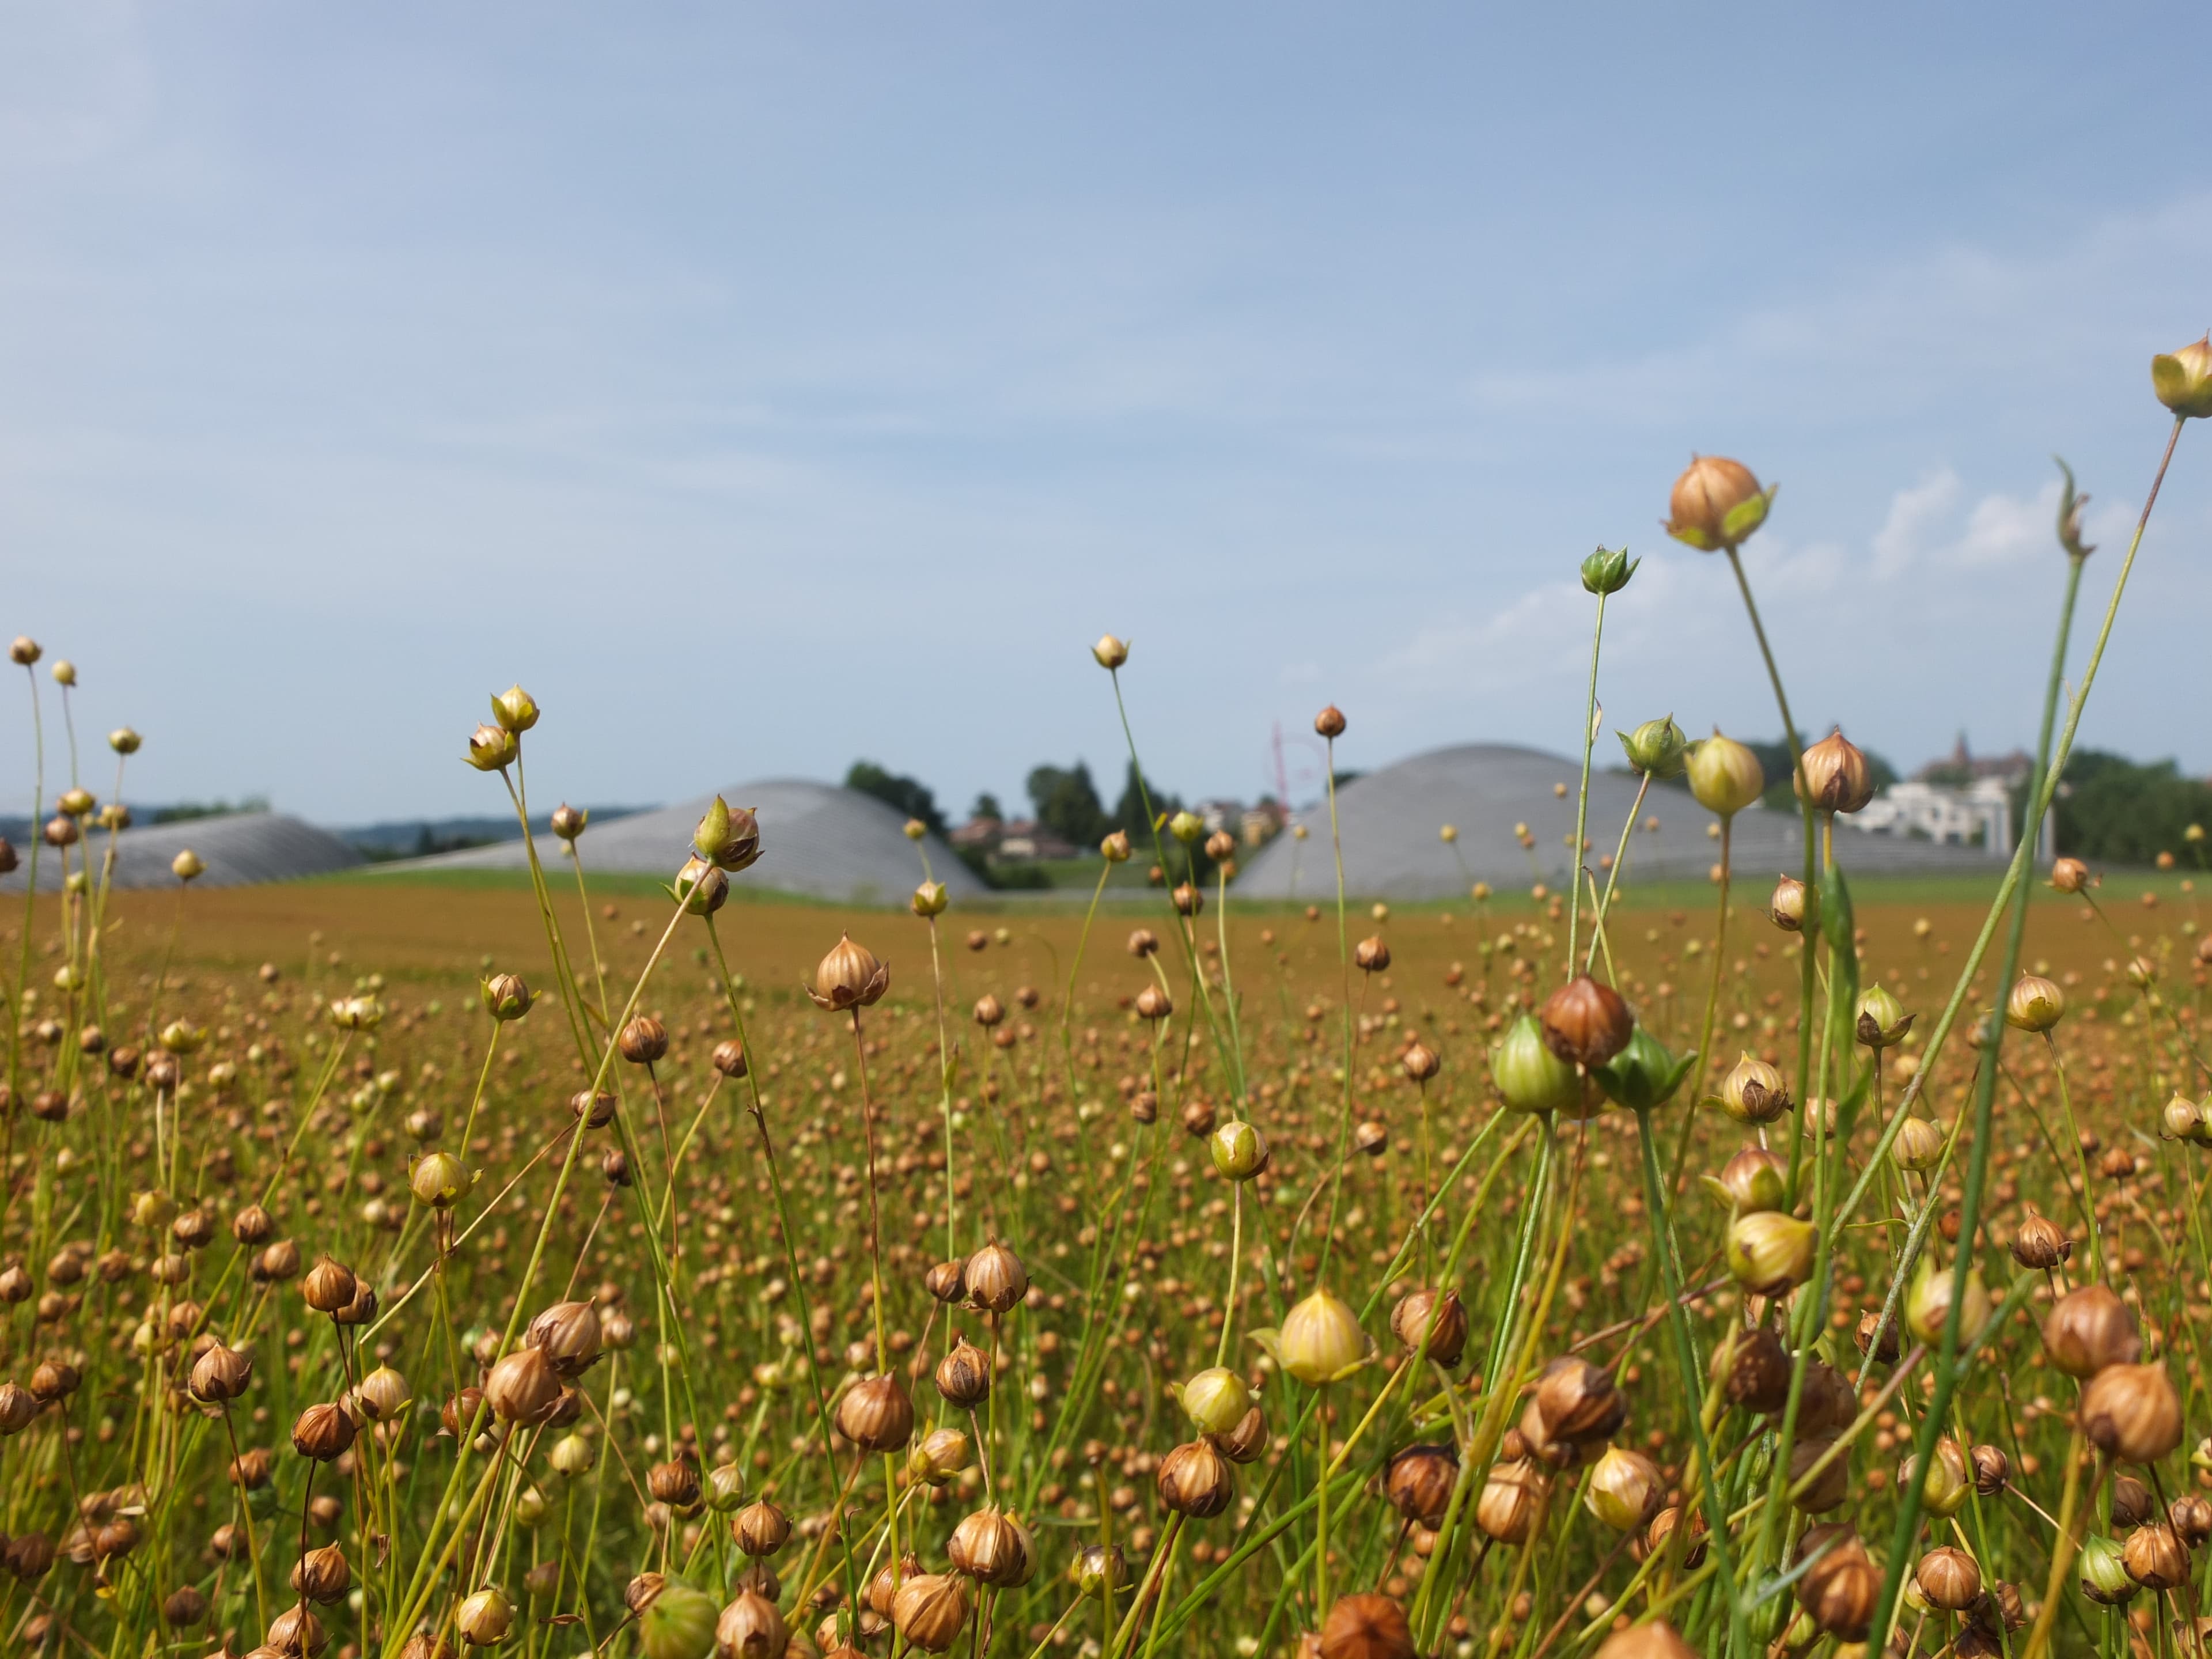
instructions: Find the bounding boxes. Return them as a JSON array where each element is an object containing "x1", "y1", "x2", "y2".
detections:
[
  {"x1": 1027, "y1": 762, "x2": 1112, "y2": 849},
  {"x1": 970, "y1": 792, "x2": 1004, "y2": 823},
  {"x1": 843, "y1": 762, "x2": 945, "y2": 835},
  {"x1": 411, "y1": 825, "x2": 497, "y2": 858},
  {"x1": 1109, "y1": 760, "x2": 1181, "y2": 836},
  {"x1": 2041, "y1": 751, "x2": 2212, "y2": 866},
  {"x1": 153, "y1": 795, "x2": 271, "y2": 824}
]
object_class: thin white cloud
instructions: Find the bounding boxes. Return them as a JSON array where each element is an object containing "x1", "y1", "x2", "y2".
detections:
[
  {"x1": 1869, "y1": 471, "x2": 2065, "y2": 578},
  {"x1": 1955, "y1": 482, "x2": 2059, "y2": 568},
  {"x1": 1872, "y1": 471, "x2": 1961, "y2": 579}
]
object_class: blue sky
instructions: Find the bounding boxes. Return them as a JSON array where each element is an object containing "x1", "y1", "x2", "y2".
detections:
[{"x1": 4, "y1": 3, "x2": 2210, "y2": 825}]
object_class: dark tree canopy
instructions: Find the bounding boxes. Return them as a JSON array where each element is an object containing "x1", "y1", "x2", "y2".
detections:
[
  {"x1": 1027, "y1": 761, "x2": 1113, "y2": 849},
  {"x1": 2045, "y1": 751, "x2": 2212, "y2": 866},
  {"x1": 843, "y1": 762, "x2": 945, "y2": 835}
]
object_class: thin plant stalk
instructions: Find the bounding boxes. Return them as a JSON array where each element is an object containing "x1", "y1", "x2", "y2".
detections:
[
  {"x1": 1719, "y1": 545, "x2": 1820, "y2": 1210},
  {"x1": 1582, "y1": 771, "x2": 1651, "y2": 977},
  {"x1": 1316, "y1": 731, "x2": 1355, "y2": 1291},
  {"x1": 1686, "y1": 815, "x2": 1734, "y2": 1113},
  {"x1": 1564, "y1": 587, "x2": 1608, "y2": 978},
  {"x1": 6, "y1": 660, "x2": 42, "y2": 1101},
  {"x1": 1876, "y1": 424, "x2": 2184, "y2": 1652},
  {"x1": 1634, "y1": 1104, "x2": 1749, "y2": 1658}
]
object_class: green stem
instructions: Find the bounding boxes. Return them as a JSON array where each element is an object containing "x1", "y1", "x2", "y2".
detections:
[
  {"x1": 1315, "y1": 1381, "x2": 1331, "y2": 1619},
  {"x1": 1316, "y1": 736, "x2": 1354, "y2": 1291},
  {"x1": 1213, "y1": 860, "x2": 1249, "y2": 1104},
  {"x1": 1871, "y1": 421, "x2": 2184, "y2": 1650},
  {"x1": 565, "y1": 841, "x2": 611, "y2": 1027},
  {"x1": 701, "y1": 914, "x2": 861, "y2": 1620},
  {"x1": 1214, "y1": 1182, "x2": 1242, "y2": 1370},
  {"x1": 6, "y1": 666, "x2": 41, "y2": 1104},
  {"x1": 1687, "y1": 817, "x2": 1734, "y2": 1113},
  {"x1": 1564, "y1": 590, "x2": 1607, "y2": 978},
  {"x1": 1584, "y1": 771, "x2": 1650, "y2": 978},
  {"x1": 924, "y1": 914, "x2": 960, "y2": 1260},
  {"x1": 1721, "y1": 546, "x2": 1819, "y2": 1214},
  {"x1": 500, "y1": 761, "x2": 594, "y2": 1070},
  {"x1": 2041, "y1": 1031, "x2": 2105, "y2": 1282},
  {"x1": 1634, "y1": 1107, "x2": 1749, "y2": 1659}
]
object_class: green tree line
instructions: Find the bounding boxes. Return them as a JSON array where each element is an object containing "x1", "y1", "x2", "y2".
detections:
[{"x1": 843, "y1": 757, "x2": 1206, "y2": 889}]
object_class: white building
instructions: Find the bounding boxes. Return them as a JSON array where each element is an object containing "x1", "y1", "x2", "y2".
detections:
[
  {"x1": 1853, "y1": 777, "x2": 2054, "y2": 859},
  {"x1": 1852, "y1": 778, "x2": 2008, "y2": 847}
]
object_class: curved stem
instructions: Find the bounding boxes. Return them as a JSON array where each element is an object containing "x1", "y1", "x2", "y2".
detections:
[
  {"x1": 499, "y1": 762, "x2": 593, "y2": 1069},
  {"x1": 1584, "y1": 771, "x2": 1650, "y2": 978},
  {"x1": 1564, "y1": 591, "x2": 1607, "y2": 977},
  {"x1": 565, "y1": 843, "x2": 610, "y2": 1027}
]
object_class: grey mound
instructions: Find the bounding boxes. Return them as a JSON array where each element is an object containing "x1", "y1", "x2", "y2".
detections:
[
  {"x1": 408, "y1": 779, "x2": 983, "y2": 906},
  {"x1": 0, "y1": 812, "x2": 363, "y2": 892},
  {"x1": 1234, "y1": 743, "x2": 2003, "y2": 902}
]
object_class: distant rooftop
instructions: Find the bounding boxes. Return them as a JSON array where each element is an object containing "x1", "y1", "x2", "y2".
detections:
[{"x1": 1913, "y1": 734, "x2": 2032, "y2": 785}]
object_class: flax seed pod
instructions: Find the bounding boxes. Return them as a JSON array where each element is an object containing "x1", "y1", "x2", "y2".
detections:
[
  {"x1": 2080, "y1": 1363, "x2": 2183, "y2": 1464},
  {"x1": 526, "y1": 1301, "x2": 603, "y2": 1379},
  {"x1": 456, "y1": 1588, "x2": 513, "y2": 1647},
  {"x1": 1317, "y1": 1594, "x2": 1415, "y2": 1659},
  {"x1": 1156, "y1": 1440, "x2": 1234, "y2": 1518},
  {"x1": 2123, "y1": 1522, "x2": 2188, "y2": 1592},
  {"x1": 290, "y1": 1404, "x2": 354, "y2": 1461},
  {"x1": 291, "y1": 1546, "x2": 351, "y2": 1605},
  {"x1": 1476, "y1": 1460, "x2": 1547, "y2": 1546},
  {"x1": 890, "y1": 1574, "x2": 969, "y2": 1653},
  {"x1": 1539, "y1": 976, "x2": 1634, "y2": 1069},
  {"x1": 1592, "y1": 1622, "x2": 1698, "y2": 1659},
  {"x1": 1915, "y1": 1546, "x2": 1980, "y2": 1613},
  {"x1": 484, "y1": 1350, "x2": 563, "y2": 1426},
  {"x1": 2042, "y1": 1285, "x2": 2140, "y2": 1378},
  {"x1": 1389, "y1": 1287, "x2": 1467, "y2": 1368},
  {"x1": 1212, "y1": 1404, "x2": 1268, "y2": 1464},
  {"x1": 1383, "y1": 1444, "x2": 1457, "y2": 1527},
  {"x1": 835, "y1": 1376, "x2": 914, "y2": 1454},
  {"x1": 712, "y1": 1588, "x2": 785, "y2": 1659},
  {"x1": 964, "y1": 1241, "x2": 1028, "y2": 1313},
  {"x1": 946, "y1": 1509, "x2": 1035, "y2": 1588},
  {"x1": 300, "y1": 1257, "x2": 355, "y2": 1314},
  {"x1": 935, "y1": 1338, "x2": 991, "y2": 1409},
  {"x1": 2010, "y1": 1213, "x2": 2070, "y2": 1270},
  {"x1": 731, "y1": 1501, "x2": 790, "y2": 1558}
]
